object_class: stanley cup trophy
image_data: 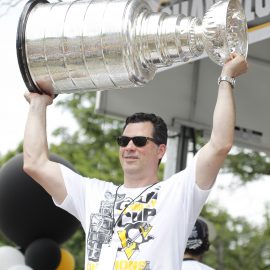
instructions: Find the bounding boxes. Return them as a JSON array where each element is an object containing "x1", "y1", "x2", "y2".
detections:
[{"x1": 16, "y1": 0, "x2": 248, "y2": 95}]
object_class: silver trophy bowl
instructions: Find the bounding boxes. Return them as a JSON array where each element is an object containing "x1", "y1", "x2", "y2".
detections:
[
  {"x1": 202, "y1": 0, "x2": 248, "y2": 66},
  {"x1": 16, "y1": 0, "x2": 248, "y2": 95}
]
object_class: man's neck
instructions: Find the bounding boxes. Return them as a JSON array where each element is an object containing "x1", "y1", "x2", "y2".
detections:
[
  {"x1": 184, "y1": 253, "x2": 202, "y2": 262},
  {"x1": 123, "y1": 174, "x2": 158, "y2": 188}
]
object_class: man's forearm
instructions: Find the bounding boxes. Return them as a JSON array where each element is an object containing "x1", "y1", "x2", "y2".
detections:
[
  {"x1": 195, "y1": 54, "x2": 247, "y2": 189},
  {"x1": 210, "y1": 81, "x2": 235, "y2": 153},
  {"x1": 24, "y1": 100, "x2": 49, "y2": 168}
]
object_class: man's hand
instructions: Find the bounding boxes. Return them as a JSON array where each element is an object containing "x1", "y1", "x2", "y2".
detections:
[
  {"x1": 24, "y1": 91, "x2": 54, "y2": 106},
  {"x1": 221, "y1": 53, "x2": 248, "y2": 78}
]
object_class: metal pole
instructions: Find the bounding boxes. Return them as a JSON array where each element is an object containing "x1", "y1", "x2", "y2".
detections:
[{"x1": 164, "y1": 125, "x2": 197, "y2": 179}]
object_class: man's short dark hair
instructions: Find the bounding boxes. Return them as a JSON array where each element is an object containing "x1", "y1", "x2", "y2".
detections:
[{"x1": 123, "y1": 112, "x2": 168, "y2": 146}]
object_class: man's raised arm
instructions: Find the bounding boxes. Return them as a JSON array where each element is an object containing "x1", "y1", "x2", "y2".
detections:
[
  {"x1": 23, "y1": 92, "x2": 67, "y2": 204},
  {"x1": 196, "y1": 53, "x2": 248, "y2": 190}
]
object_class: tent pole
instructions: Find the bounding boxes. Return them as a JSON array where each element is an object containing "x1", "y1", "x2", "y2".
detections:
[{"x1": 164, "y1": 125, "x2": 197, "y2": 179}]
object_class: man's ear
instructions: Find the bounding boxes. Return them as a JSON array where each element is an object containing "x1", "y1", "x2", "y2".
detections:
[{"x1": 158, "y1": 144, "x2": 167, "y2": 159}]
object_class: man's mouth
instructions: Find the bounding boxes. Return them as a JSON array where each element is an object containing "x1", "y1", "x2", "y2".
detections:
[{"x1": 123, "y1": 155, "x2": 138, "y2": 159}]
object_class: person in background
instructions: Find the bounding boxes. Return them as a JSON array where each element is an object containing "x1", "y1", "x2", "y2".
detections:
[{"x1": 182, "y1": 218, "x2": 215, "y2": 270}]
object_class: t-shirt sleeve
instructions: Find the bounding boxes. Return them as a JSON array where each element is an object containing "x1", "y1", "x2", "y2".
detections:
[
  {"x1": 182, "y1": 149, "x2": 212, "y2": 239},
  {"x1": 163, "y1": 149, "x2": 212, "y2": 242},
  {"x1": 53, "y1": 164, "x2": 87, "y2": 228},
  {"x1": 53, "y1": 164, "x2": 115, "y2": 232}
]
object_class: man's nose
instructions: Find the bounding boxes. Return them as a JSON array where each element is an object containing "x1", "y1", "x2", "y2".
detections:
[{"x1": 125, "y1": 139, "x2": 136, "y2": 149}]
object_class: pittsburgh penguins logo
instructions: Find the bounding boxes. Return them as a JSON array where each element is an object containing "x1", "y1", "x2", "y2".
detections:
[
  {"x1": 115, "y1": 187, "x2": 159, "y2": 259},
  {"x1": 118, "y1": 222, "x2": 154, "y2": 259}
]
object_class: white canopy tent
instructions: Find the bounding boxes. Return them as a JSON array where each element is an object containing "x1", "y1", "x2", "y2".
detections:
[{"x1": 95, "y1": 0, "x2": 270, "y2": 176}]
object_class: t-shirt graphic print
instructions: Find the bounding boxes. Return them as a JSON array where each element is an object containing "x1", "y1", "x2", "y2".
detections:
[{"x1": 87, "y1": 184, "x2": 160, "y2": 270}]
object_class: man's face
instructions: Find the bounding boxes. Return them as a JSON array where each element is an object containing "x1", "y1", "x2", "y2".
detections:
[{"x1": 119, "y1": 122, "x2": 166, "y2": 177}]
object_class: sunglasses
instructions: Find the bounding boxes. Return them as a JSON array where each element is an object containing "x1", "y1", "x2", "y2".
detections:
[{"x1": 117, "y1": 136, "x2": 158, "y2": 147}]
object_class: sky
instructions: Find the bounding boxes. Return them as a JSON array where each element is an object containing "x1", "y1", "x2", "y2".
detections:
[
  {"x1": 0, "y1": 0, "x2": 77, "y2": 155},
  {"x1": 0, "y1": 0, "x2": 269, "y2": 228}
]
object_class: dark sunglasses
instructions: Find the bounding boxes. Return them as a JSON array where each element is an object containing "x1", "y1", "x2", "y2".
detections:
[{"x1": 117, "y1": 136, "x2": 158, "y2": 147}]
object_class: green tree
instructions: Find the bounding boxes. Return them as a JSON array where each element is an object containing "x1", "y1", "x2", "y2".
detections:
[
  {"x1": 224, "y1": 149, "x2": 270, "y2": 183},
  {"x1": 201, "y1": 203, "x2": 270, "y2": 270},
  {"x1": 197, "y1": 134, "x2": 270, "y2": 183},
  {"x1": 0, "y1": 143, "x2": 23, "y2": 167}
]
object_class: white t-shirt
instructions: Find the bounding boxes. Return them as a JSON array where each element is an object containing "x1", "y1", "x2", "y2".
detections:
[
  {"x1": 182, "y1": 259, "x2": 215, "y2": 270},
  {"x1": 54, "y1": 152, "x2": 211, "y2": 270}
]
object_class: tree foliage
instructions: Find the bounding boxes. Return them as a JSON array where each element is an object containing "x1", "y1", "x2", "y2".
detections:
[
  {"x1": 197, "y1": 135, "x2": 270, "y2": 184},
  {"x1": 201, "y1": 203, "x2": 270, "y2": 270},
  {"x1": 224, "y1": 149, "x2": 270, "y2": 183},
  {"x1": 0, "y1": 143, "x2": 23, "y2": 167}
]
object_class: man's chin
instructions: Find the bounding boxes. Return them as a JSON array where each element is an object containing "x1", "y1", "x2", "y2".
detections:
[{"x1": 123, "y1": 163, "x2": 140, "y2": 174}]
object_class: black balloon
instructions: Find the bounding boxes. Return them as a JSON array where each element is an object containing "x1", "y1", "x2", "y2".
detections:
[
  {"x1": 25, "y1": 238, "x2": 61, "y2": 270},
  {"x1": 0, "y1": 153, "x2": 80, "y2": 250}
]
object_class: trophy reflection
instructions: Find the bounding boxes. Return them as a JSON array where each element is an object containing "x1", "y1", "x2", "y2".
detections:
[{"x1": 16, "y1": 0, "x2": 248, "y2": 95}]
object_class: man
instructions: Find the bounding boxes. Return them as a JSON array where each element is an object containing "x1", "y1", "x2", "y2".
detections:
[
  {"x1": 23, "y1": 53, "x2": 248, "y2": 270},
  {"x1": 182, "y1": 218, "x2": 215, "y2": 270}
]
